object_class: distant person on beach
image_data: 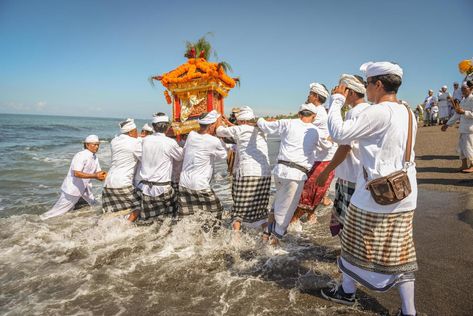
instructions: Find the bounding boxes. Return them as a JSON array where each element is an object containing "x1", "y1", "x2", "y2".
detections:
[
  {"x1": 453, "y1": 81, "x2": 463, "y2": 105},
  {"x1": 102, "y1": 118, "x2": 142, "y2": 222},
  {"x1": 228, "y1": 107, "x2": 240, "y2": 124},
  {"x1": 292, "y1": 82, "x2": 336, "y2": 225},
  {"x1": 314, "y1": 74, "x2": 370, "y2": 236},
  {"x1": 140, "y1": 123, "x2": 153, "y2": 138},
  {"x1": 423, "y1": 89, "x2": 436, "y2": 126},
  {"x1": 437, "y1": 85, "x2": 452, "y2": 124},
  {"x1": 178, "y1": 110, "x2": 227, "y2": 223},
  {"x1": 322, "y1": 62, "x2": 418, "y2": 316},
  {"x1": 442, "y1": 80, "x2": 473, "y2": 173},
  {"x1": 40, "y1": 135, "x2": 106, "y2": 220},
  {"x1": 215, "y1": 106, "x2": 271, "y2": 231},
  {"x1": 257, "y1": 102, "x2": 319, "y2": 244},
  {"x1": 137, "y1": 113, "x2": 183, "y2": 221}
]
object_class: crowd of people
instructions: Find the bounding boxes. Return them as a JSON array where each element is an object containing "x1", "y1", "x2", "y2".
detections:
[{"x1": 39, "y1": 61, "x2": 473, "y2": 316}]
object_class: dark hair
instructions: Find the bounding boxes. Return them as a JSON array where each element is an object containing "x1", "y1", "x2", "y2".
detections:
[
  {"x1": 152, "y1": 122, "x2": 169, "y2": 133},
  {"x1": 298, "y1": 110, "x2": 315, "y2": 117},
  {"x1": 466, "y1": 80, "x2": 473, "y2": 88},
  {"x1": 369, "y1": 74, "x2": 402, "y2": 93},
  {"x1": 153, "y1": 112, "x2": 166, "y2": 117}
]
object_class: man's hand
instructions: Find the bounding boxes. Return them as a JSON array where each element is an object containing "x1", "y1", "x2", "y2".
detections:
[
  {"x1": 441, "y1": 125, "x2": 448, "y2": 132},
  {"x1": 316, "y1": 169, "x2": 330, "y2": 186},
  {"x1": 96, "y1": 171, "x2": 107, "y2": 181},
  {"x1": 331, "y1": 84, "x2": 349, "y2": 97}
]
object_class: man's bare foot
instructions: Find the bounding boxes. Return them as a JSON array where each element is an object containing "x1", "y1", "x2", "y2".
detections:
[
  {"x1": 461, "y1": 167, "x2": 473, "y2": 173},
  {"x1": 322, "y1": 196, "x2": 333, "y2": 206},
  {"x1": 269, "y1": 236, "x2": 280, "y2": 246},
  {"x1": 307, "y1": 213, "x2": 317, "y2": 224},
  {"x1": 127, "y1": 210, "x2": 140, "y2": 222},
  {"x1": 232, "y1": 221, "x2": 241, "y2": 231}
]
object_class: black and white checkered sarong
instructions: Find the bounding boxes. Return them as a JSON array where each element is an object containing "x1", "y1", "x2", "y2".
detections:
[
  {"x1": 102, "y1": 185, "x2": 141, "y2": 213},
  {"x1": 333, "y1": 179, "x2": 356, "y2": 224},
  {"x1": 139, "y1": 186, "x2": 176, "y2": 220},
  {"x1": 232, "y1": 175, "x2": 270, "y2": 223},
  {"x1": 178, "y1": 186, "x2": 223, "y2": 218}
]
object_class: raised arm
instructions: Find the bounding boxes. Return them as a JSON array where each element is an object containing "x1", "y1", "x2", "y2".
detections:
[{"x1": 257, "y1": 118, "x2": 282, "y2": 135}]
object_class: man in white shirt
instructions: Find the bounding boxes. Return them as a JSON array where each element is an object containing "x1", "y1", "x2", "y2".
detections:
[
  {"x1": 453, "y1": 82, "x2": 463, "y2": 105},
  {"x1": 321, "y1": 62, "x2": 418, "y2": 316},
  {"x1": 257, "y1": 104, "x2": 319, "y2": 242},
  {"x1": 140, "y1": 123, "x2": 153, "y2": 138},
  {"x1": 442, "y1": 80, "x2": 473, "y2": 173},
  {"x1": 102, "y1": 118, "x2": 142, "y2": 221},
  {"x1": 315, "y1": 74, "x2": 370, "y2": 236},
  {"x1": 423, "y1": 89, "x2": 436, "y2": 126},
  {"x1": 178, "y1": 110, "x2": 228, "y2": 222},
  {"x1": 292, "y1": 82, "x2": 337, "y2": 224},
  {"x1": 137, "y1": 114, "x2": 184, "y2": 221},
  {"x1": 216, "y1": 106, "x2": 271, "y2": 231},
  {"x1": 40, "y1": 135, "x2": 106, "y2": 220},
  {"x1": 437, "y1": 85, "x2": 452, "y2": 124}
]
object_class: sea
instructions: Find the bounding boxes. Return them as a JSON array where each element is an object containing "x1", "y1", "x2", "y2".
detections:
[{"x1": 0, "y1": 114, "x2": 375, "y2": 315}]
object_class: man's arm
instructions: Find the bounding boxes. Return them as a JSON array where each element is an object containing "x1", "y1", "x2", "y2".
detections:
[
  {"x1": 315, "y1": 145, "x2": 351, "y2": 186},
  {"x1": 257, "y1": 118, "x2": 282, "y2": 135},
  {"x1": 73, "y1": 170, "x2": 106, "y2": 181}
]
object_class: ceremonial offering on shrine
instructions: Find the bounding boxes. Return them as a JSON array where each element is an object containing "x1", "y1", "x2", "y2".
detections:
[{"x1": 151, "y1": 37, "x2": 238, "y2": 136}]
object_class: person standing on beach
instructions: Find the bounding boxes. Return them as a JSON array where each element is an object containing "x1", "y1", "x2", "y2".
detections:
[
  {"x1": 453, "y1": 82, "x2": 463, "y2": 105},
  {"x1": 437, "y1": 85, "x2": 452, "y2": 124},
  {"x1": 423, "y1": 89, "x2": 436, "y2": 126},
  {"x1": 291, "y1": 83, "x2": 336, "y2": 225},
  {"x1": 215, "y1": 106, "x2": 271, "y2": 231},
  {"x1": 102, "y1": 118, "x2": 142, "y2": 221},
  {"x1": 40, "y1": 135, "x2": 106, "y2": 220},
  {"x1": 137, "y1": 114, "x2": 183, "y2": 221},
  {"x1": 178, "y1": 110, "x2": 227, "y2": 222},
  {"x1": 257, "y1": 103, "x2": 319, "y2": 243},
  {"x1": 322, "y1": 62, "x2": 418, "y2": 316},
  {"x1": 442, "y1": 80, "x2": 473, "y2": 173},
  {"x1": 314, "y1": 74, "x2": 370, "y2": 236}
]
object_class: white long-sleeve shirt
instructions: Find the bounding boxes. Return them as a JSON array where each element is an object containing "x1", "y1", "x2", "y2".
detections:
[
  {"x1": 216, "y1": 124, "x2": 270, "y2": 177},
  {"x1": 257, "y1": 118, "x2": 319, "y2": 181},
  {"x1": 104, "y1": 134, "x2": 142, "y2": 189},
  {"x1": 334, "y1": 102, "x2": 371, "y2": 183},
  {"x1": 61, "y1": 149, "x2": 101, "y2": 196},
  {"x1": 446, "y1": 93, "x2": 473, "y2": 133},
  {"x1": 312, "y1": 104, "x2": 338, "y2": 161},
  {"x1": 328, "y1": 94, "x2": 417, "y2": 213},
  {"x1": 138, "y1": 133, "x2": 184, "y2": 196},
  {"x1": 179, "y1": 131, "x2": 228, "y2": 190}
]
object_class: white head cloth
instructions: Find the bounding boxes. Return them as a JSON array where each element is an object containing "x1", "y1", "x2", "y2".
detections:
[
  {"x1": 119, "y1": 118, "x2": 136, "y2": 133},
  {"x1": 84, "y1": 134, "x2": 99, "y2": 143},
  {"x1": 441, "y1": 85, "x2": 448, "y2": 90},
  {"x1": 299, "y1": 103, "x2": 317, "y2": 114},
  {"x1": 360, "y1": 61, "x2": 403, "y2": 79},
  {"x1": 339, "y1": 74, "x2": 366, "y2": 95},
  {"x1": 152, "y1": 115, "x2": 169, "y2": 123},
  {"x1": 235, "y1": 106, "x2": 255, "y2": 120},
  {"x1": 142, "y1": 123, "x2": 153, "y2": 132},
  {"x1": 198, "y1": 110, "x2": 220, "y2": 125},
  {"x1": 309, "y1": 82, "x2": 329, "y2": 99}
]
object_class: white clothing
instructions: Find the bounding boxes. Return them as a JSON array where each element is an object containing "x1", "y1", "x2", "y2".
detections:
[
  {"x1": 60, "y1": 149, "x2": 101, "y2": 197},
  {"x1": 138, "y1": 133, "x2": 183, "y2": 196},
  {"x1": 119, "y1": 118, "x2": 136, "y2": 133},
  {"x1": 328, "y1": 94, "x2": 417, "y2": 213},
  {"x1": 360, "y1": 61, "x2": 403, "y2": 78},
  {"x1": 424, "y1": 95, "x2": 436, "y2": 110},
  {"x1": 334, "y1": 102, "x2": 371, "y2": 182},
  {"x1": 198, "y1": 110, "x2": 220, "y2": 125},
  {"x1": 216, "y1": 125, "x2": 271, "y2": 177},
  {"x1": 309, "y1": 82, "x2": 329, "y2": 99},
  {"x1": 41, "y1": 191, "x2": 96, "y2": 220},
  {"x1": 152, "y1": 115, "x2": 169, "y2": 123},
  {"x1": 272, "y1": 176, "x2": 305, "y2": 237},
  {"x1": 179, "y1": 131, "x2": 227, "y2": 190},
  {"x1": 84, "y1": 135, "x2": 99, "y2": 143},
  {"x1": 453, "y1": 88, "x2": 463, "y2": 101},
  {"x1": 300, "y1": 103, "x2": 318, "y2": 114},
  {"x1": 339, "y1": 74, "x2": 366, "y2": 95},
  {"x1": 104, "y1": 134, "x2": 142, "y2": 189},
  {"x1": 257, "y1": 118, "x2": 319, "y2": 181},
  {"x1": 446, "y1": 94, "x2": 473, "y2": 133},
  {"x1": 437, "y1": 91, "x2": 451, "y2": 118},
  {"x1": 313, "y1": 104, "x2": 338, "y2": 162}
]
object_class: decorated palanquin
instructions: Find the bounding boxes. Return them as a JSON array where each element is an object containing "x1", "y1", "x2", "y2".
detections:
[{"x1": 151, "y1": 41, "x2": 238, "y2": 137}]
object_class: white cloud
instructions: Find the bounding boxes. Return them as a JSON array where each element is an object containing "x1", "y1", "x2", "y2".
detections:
[{"x1": 35, "y1": 101, "x2": 47, "y2": 110}]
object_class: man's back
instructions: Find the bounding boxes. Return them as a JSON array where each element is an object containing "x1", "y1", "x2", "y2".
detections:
[{"x1": 105, "y1": 134, "x2": 141, "y2": 188}]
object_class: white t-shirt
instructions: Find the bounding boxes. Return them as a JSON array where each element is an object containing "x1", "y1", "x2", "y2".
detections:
[
  {"x1": 424, "y1": 95, "x2": 436, "y2": 110},
  {"x1": 138, "y1": 133, "x2": 183, "y2": 196},
  {"x1": 334, "y1": 102, "x2": 371, "y2": 183},
  {"x1": 312, "y1": 104, "x2": 338, "y2": 162},
  {"x1": 446, "y1": 93, "x2": 473, "y2": 133},
  {"x1": 179, "y1": 131, "x2": 228, "y2": 190},
  {"x1": 328, "y1": 94, "x2": 417, "y2": 213},
  {"x1": 216, "y1": 124, "x2": 270, "y2": 177},
  {"x1": 104, "y1": 134, "x2": 142, "y2": 189},
  {"x1": 61, "y1": 149, "x2": 101, "y2": 196},
  {"x1": 453, "y1": 88, "x2": 463, "y2": 101},
  {"x1": 257, "y1": 118, "x2": 319, "y2": 181}
]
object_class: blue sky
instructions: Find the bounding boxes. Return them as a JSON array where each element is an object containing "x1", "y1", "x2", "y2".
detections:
[{"x1": 0, "y1": 0, "x2": 471, "y2": 118}]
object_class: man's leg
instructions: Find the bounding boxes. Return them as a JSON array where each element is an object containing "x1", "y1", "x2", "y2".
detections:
[
  {"x1": 272, "y1": 177, "x2": 304, "y2": 238},
  {"x1": 40, "y1": 192, "x2": 80, "y2": 220},
  {"x1": 398, "y1": 281, "x2": 416, "y2": 316}
]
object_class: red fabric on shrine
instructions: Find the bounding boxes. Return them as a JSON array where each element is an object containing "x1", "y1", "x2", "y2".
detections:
[{"x1": 297, "y1": 160, "x2": 335, "y2": 211}]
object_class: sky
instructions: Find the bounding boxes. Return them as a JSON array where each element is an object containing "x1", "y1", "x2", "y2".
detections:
[{"x1": 0, "y1": 0, "x2": 471, "y2": 119}]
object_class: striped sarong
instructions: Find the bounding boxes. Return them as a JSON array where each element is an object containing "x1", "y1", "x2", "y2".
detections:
[
  {"x1": 231, "y1": 175, "x2": 271, "y2": 223},
  {"x1": 178, "y1": 186, "x2": 223, "y2": 218},
  {"x1": 330, "y1": 179, "x2": 356, "y2": 236},
  {"x1": 102, "y1": 185, "x2": 141, "y2": 213},
  {"x1": 341, "y1": 204, "x2": 417, "y2": 274},
  {"x1": 139, "y1": 186, "x2": 176, "y2": 220}
]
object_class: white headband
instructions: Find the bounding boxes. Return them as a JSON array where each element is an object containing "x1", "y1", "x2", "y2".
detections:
[
  {"x1": 299, "y1": 103, "x2": 317, "y2": 114},
  {"x1": 142, "y1": 123, "x2": 153, "y2": 132},
  {"x1": 360, "y1": 61, "x2": 403, "y2": 79},
  {"x1": 339, "y1": 74, "x2": 366, "y2": 95},
  {"x1": 119, "y1": 118, "x2": 136, "y2": 133},
  {"x1": 197, "y1": 110, "x2": 220, "y2": 125},
  {"x1": 235, "y1": 106, "x2": 255, "y2": 120},
  {"x1": 309, "y1": 82, "x2": 329, "y2": 99},
  {"x1": 152, "y1": 115, "x2": 169, "y2": 123},
  {"x1": 84, "y1": 134, "x2": 99, "y2": 143}
]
